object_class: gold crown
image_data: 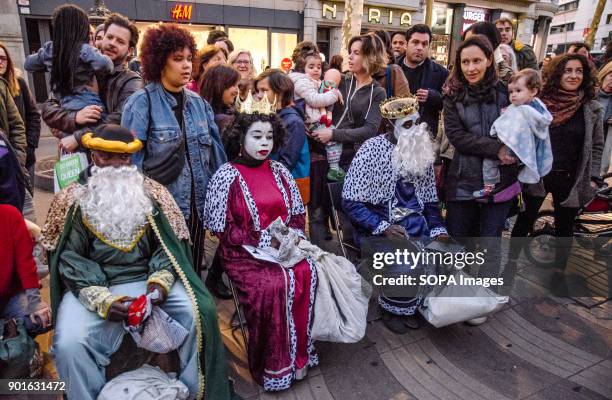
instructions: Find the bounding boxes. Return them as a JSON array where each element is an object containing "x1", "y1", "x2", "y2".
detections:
[
  {"x1": 380, "y1": 96, "x2": 419, "y2": 119},
  {"x1": 235, "y1": 90, "x2": 276, "y2": 115}
]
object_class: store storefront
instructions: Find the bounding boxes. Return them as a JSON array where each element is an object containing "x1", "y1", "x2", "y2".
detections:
[
  {"x1": 430, "y1": 3, "x2": 453, "y2": 66},
  {"x1": 19, "y1": 0, "x2": 303, "y2": 100},
  {"x1": 303, "y1": 0, "x2": 422, "y2": 62},
  {"x1": 431, "y1": 2, "x2": 529, "y2": 69}
]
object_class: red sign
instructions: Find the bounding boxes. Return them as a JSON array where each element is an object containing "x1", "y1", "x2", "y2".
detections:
[
  {"x1": 281, "y1": 58, "x2": 293, "y2": 71},
  {"x1": 171, "y1": 4, "x2": 193, "y2": 20}
]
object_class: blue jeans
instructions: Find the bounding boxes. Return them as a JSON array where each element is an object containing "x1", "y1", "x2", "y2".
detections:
[
  {"x1": 52, "y1": 281, "x2": 199, "y2": 400},
  {"x1": 60, "y1": 90, "x2": 107, "y2": 116},
  {"x1": 1, "y1": 292, "x2": 42, "y2": 333}
]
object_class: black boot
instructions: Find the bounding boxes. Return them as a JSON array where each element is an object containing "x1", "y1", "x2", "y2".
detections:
[
  {"x1": 381, "y1": 309, "x2": 408, "y2": 334},
  {"x1": 205, "y1": 254, "x2": 233, "y2": 299},
  {"x1": 402, "y1": 314, "x2": 420, "y2": 330}
]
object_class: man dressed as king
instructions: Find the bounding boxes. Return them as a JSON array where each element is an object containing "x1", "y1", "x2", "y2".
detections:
[{"x1": 41, "y1": 124, "x2": 234, "y2": 400}]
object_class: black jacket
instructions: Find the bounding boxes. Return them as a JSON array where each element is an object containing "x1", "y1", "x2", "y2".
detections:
[
  {"x1": 398, "y1": 57, "x2": 448, "y2": 137},
  {"x1": 331, "y1": 74, "x2": 386, "y2": 168},
  {"x1": 41, "y1": 63, "x2": 143, "y2": 137},
  {"x1": 13, "y1": 76, "x2": 41, "y2": 168},
  {"x1": 443, "y1": 81, "x2": 518, "y2": 201}
]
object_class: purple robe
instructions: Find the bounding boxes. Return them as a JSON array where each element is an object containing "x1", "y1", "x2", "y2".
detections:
[{"x1": 205, "y1": 160, "x2": 318, "y2": 391}]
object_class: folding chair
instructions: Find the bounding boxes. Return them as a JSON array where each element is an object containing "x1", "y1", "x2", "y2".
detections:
[
  {"x1": 327, "y1": 181, "x2": 360, "y2": 259},
  {"x1": 228, "y1": 279, "x2": 248, "y2": 353}
]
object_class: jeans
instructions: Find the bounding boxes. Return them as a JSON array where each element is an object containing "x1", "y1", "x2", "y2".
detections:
[
  {"x1": 53, "y1": 281, "x2": 199, "y2": 400},
  {"x1": 60, "y1": 90, "x2": 106, "y2": 115},
  {"x1": 0, "y1": 292, "x2": 42, "y2": 333},
  {"x1": 446, "y1": 199, "x2": 514, "y2": 279}
]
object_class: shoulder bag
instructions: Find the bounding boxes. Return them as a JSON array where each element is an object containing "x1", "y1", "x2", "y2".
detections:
[{"x1": 142, "y1": 88, "x2": 187, "y2": 185}]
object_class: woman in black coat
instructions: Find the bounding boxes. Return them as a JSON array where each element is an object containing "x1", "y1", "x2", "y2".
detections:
[
  {"x1": 443, "y1": 35, "x2": 517, "y2": 235},
  {"x1": 442, "y1": 36, "x2": 517, "y2": 322}
]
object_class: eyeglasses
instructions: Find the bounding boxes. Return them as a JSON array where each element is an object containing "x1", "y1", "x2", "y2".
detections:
[
  {"x1": 0, "y1": 56, "x2": 8, "y2": 64},
  {"x1": 233, "y1": 60, "x2": 250, "y2": 65}
]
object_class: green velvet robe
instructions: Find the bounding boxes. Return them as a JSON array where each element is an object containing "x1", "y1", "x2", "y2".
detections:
[{"x1": 47, "y1": 203, "x2": 235, "y2": 400}]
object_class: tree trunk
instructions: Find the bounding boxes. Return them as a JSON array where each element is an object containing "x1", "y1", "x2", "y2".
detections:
[
  {"x1": 585, "y1": 0, "x2": 606, "y2": 48},
  {"x1": 340, "y1": 0, "x2": 364, "y2": 70}
]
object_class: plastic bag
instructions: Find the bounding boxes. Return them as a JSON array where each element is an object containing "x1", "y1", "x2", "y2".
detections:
[
  {"x1": 298, "y1": 240, "x2": 372, "y2": 343},
  {"x1": 419, "y1": 269, "x2": 508, "y2": 328},
  {"x1": 126, "y1": 301, "x2": 189, "y2": 354},
  {"x1": 97, "y1": 364, "x2": 189, "y2": 400}
]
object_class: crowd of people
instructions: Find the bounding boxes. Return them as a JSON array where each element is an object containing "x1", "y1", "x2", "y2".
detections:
[{"x1": 1, "y1": 3, "x2": 612, "y2": 399}]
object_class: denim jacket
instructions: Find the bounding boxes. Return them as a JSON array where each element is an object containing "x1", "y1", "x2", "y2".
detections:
[{"x1": 121, "y1": 82, "x2": 227, "y2": 220}]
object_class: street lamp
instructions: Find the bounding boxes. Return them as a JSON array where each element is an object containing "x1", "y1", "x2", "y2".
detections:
[{"x1": 89, "y1": 0, "x2": 111, "y2": 26}]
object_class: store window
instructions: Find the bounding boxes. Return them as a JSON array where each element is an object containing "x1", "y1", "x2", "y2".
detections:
[
  {"x1": 228, "y1": 27, "x2": 269, "y2": 75},
  {"x1": 271, "y1": 32, "x2": 298, "y2": 69},
  {"x1": 431, "y1": 3, "x2": 453, "y2": 67},
  {"x1": 317, "y1": 28, "x2": 331, "y2": 62},
  {"x1": 550, "y1": 22, "x2": 575, "y2": 35}
]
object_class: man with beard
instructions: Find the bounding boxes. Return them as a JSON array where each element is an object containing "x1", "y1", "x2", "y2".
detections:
[
  {"x1": 398, "y1": 24, "x2": 448, "y2": 138},
  {"x1": 342, "y1": 96, "x2": 447, "y2": 334},
  {"x1": 41, "y1": 13, "x2": 142, "y2": 152},
  {"x1": 41, "y1": 124, "x2": 234, "y2": 400}
]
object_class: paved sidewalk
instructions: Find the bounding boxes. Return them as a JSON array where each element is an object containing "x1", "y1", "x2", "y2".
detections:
[
  {"x1": 30, "y1": 180, "x2": 612, "y2": 400},
  {"x1": 213, "y1": 257, "x2": 612, "y2": 400}
]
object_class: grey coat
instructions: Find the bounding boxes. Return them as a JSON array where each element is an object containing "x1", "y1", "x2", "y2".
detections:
[{"x1": 525, "y1": 100, "x2": 604, "y2": 208}]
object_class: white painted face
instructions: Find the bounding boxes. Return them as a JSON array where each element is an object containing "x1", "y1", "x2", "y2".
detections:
[
  {"x1": 244, "y1": 121, "x2": 274, "y2": 160},
  {"x1": 393, "y1": 112, "x2": 422, "y2": 140}
]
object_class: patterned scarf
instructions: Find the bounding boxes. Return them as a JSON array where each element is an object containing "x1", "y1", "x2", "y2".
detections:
[{"x1": 542, "y1": 89, "x2": 584, "y2": 127}]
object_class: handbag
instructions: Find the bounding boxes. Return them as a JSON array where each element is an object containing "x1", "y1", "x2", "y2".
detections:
[
  {"x1": 0, "y1": 319, "x2": 42, "y2": 379},
  {"x1": 142, "y1": 88, "x2": 186, "y2": 185},
  {"x1": 419, "y1": 269, "x2": 508, "y2": 328}
]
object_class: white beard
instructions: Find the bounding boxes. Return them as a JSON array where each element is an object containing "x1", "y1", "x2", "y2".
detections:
[
  {"x1": 392, "y1": 122, "x2": 435, "y2": 178},
  {"x1": 78, "y1": 165, "x2": 153, "y2": 245}
]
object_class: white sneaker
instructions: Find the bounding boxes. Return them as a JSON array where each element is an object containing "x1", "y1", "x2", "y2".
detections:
[{"x1": 465, "y1": 316, "x2": 488, "y2": 326}]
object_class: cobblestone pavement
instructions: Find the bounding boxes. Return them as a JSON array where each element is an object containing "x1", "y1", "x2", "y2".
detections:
[
  {"x1": 31, "y1": 167, "x2": 612, "y2": 400},
  {"x1": 213, "y1": 254, "x2": 612, "y2": 400}
]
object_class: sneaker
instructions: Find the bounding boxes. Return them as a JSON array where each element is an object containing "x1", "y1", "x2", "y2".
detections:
[{"x1": 465, "y1": 316, "x2": 488, "y2": 326}]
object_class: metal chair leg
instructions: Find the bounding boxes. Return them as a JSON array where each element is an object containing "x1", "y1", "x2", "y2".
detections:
[{"x1": 228, "y1": 279, "x2": 248, "y2": 353}]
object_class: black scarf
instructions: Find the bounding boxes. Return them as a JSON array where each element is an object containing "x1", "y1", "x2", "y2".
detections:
[{"x1": 233, "y1": 153, "x2": 265, "y2": 168}]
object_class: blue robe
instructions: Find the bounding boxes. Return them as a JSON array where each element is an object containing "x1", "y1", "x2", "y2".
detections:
[{"x1": 342, "y1": 135, "x2": 447, "y2": 315}]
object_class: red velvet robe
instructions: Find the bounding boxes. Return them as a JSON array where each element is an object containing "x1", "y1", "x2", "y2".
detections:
[{"x1": 213, "y1": 160, "x2": 317, "y2": 391}]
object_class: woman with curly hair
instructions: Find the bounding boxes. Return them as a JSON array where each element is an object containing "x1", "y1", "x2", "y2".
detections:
[
  {"x1": 121, "y1": 24, "x2": 226, "y2": 277},
  {"x1": 511, "y1": 54, "x2": 604, "y2": 263},
  {"x1": 204, "y1": 111, "x2": 318, "y2": 391}
]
